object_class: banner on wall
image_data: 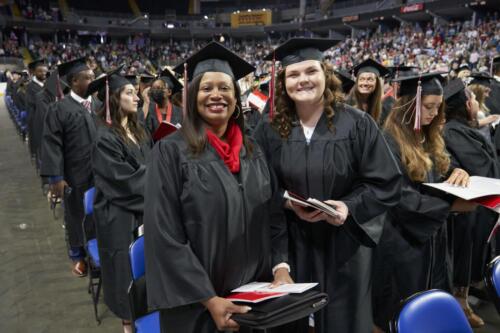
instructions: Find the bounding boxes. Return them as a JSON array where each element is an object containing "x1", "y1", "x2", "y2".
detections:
[{"x1": 230, "y1": 10, "x2": 272, "y2": 28}]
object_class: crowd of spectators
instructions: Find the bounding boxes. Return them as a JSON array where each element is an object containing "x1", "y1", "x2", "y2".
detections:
[
  {"x1": 16, "y1": 0, "x2": 61, "y2": 22},
  {"x1": 8, "y1": 14, "x2": 500, "y2": 79}
]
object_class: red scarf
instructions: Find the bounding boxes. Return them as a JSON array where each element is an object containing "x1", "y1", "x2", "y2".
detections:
[
  {"x1": 206, "y1": 121, "x2": 243, "y2": 173},
  {"x1": 155, "y1": 101, "x2": 172, "y2": 124}
]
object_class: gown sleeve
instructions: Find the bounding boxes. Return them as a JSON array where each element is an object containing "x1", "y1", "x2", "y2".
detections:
[
  {"x1": 40, "y1": 104, "x2": 64, "y2": 178},
  {"x1": 339, "y1": 114, "x2": 402, "y2": 242},
  {"x1": 144, "y1": 139, "x2": 216, "y2": 310},
  {"x1": 384, "y1": 133, "x2": 451, "y2": 244},
  {"x1": 91, "y1": 131, "x2": 146, "y2": 214}
]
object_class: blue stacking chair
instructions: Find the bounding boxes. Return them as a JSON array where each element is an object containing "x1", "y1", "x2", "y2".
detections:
[
  {"x1": 128, "y1": 236, "x2": 160, "y2": 333},
  {"x1": 389, "y1": 289, "x2": 472, "y2": 333},
  {"x1": 485, "y1": 255, "x2": 500, "y2": 314},
  {"x1": 83, "y1": 187, "x2": 102, "y2": 324}
]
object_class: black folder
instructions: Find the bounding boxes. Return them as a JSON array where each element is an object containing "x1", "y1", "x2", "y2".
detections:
[{"x1": 231, "y1": 290, "x2": 328, "y2": 329}]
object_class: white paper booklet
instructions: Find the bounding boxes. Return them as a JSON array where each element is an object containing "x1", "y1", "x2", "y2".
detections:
[
  {"x1": 232, "y1": 282, "x2": 318, "y2": 294},
  {"x1": 423, "y1": 176, "x2": 500, "y2": 200}
]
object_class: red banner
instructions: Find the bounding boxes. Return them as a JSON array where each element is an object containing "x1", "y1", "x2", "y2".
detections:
[{"x1": 400, "y1": 3, "x2": 424, "y2": 14}]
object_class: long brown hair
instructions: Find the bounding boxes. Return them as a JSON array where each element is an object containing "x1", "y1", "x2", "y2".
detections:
[
  {"x1": 97, "y1": 86, "x2": 148, "y2": 145},
  {"x1": 384, "y1": 95, "x2": 450, "y2": 182},
  {"x1": 347, "y1": 76, "x2": 383, "y2": 123},
  {"x1": 468, "y1": 83, "x2": 490, "y2": 114},
  {"x1": 272, "y1": 61, "x2": 344, "y2": 139},
  {"x1": 181, "y1": 73, "x2": 252, "y2": 156}
]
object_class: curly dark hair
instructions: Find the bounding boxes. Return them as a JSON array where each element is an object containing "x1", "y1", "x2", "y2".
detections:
[{"x1": 271, "y1": 61, "x2": 344, "y2": 139}]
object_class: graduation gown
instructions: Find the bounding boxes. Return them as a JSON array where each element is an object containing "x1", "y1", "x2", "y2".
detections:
[
  {"x1": 254, "y1": 105, "x2": 402, "y2": 333},
  {"x1": 92, "y1": 125, "x2": 151, "y2": 319},
  {"x1": 372, "y1": 133, "x2": 453, "y2": 329},
  {"x1": 444, "y1": 119, "x2": 500, "y2": 285},
  {"x1": 25, "y1": 80, "x2": 44, "y2": 157},
  {"x1": 33, "y1": 89, "x2": 56, "y2": 169},
  {"x1": 40, "y1": 95, "x2": 100, "y2": 249},
  {"x1": 144, "y1": 131, "x2": 286, "y2": 333},
  {"x1": 485, "y1": 79, "x2": 500, "y2": 115},
  {"x1": 144, "y1": 101, "x2": 183, "y2": 137}
]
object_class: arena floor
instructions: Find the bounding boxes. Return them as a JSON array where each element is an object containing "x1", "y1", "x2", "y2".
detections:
[{"x1": 0, "y1": 97, "x2": 499, "y2": 332}]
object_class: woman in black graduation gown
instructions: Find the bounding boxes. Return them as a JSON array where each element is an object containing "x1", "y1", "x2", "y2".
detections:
[
  {"x1": 372, "y1": 73, "x2": 476, "y2": 331},
  {"x1": 90, "y1": 70, "x2": 151, "y2": 332},
  {"x1": 255, "y1": 38, "x2": 402, "y2": 333},
  {"x1": 144, "y1": 68, "x2": 183, "y2": 137},
  {"x1": 144, "y1": 42, "x2": 289, "y2": 333},
  {"x1": 346, "y1": 59, "x2": 389, "y2": 125},
  {"x1": 442, "y1": 79, "x2": 500, "y2": 327}
]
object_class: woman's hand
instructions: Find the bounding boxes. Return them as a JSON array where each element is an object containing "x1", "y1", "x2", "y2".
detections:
[
  {"x1": 270, "y1": 267, "x2": 294, "y2": 288},
  {"x1": 202, "y1": 296, "x2": 250, "y2": 332},
  {"x1": 321, "y1": 200, "x2": 349, "y2": 226},
  {"x1": 286, "y1": 200, "x2": 324, "y2": 222},
  {"x1": 445, "y1": 168, "x2": 470, "y2": 187},
  {"x1": 450, "y1": 198, "x2": 477, "y2": 213}
]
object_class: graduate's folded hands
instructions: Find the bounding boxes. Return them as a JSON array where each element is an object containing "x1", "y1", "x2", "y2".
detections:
[
  {"x1": 288, "y1": 199, "x2": 348, "y2": 226},
  {"x1": 202, "y1": 296, "x2": 251, "y2": 331},
  {"x1": 322, "y1": 200, "x2": 348, "y2": 226}
]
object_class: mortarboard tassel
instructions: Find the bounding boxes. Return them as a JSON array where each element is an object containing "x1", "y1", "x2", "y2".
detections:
[
  {"x1": 268, "y1": 53, "x2": 276, "y2": 120},
  {"x1": 414, "y1": 78, "x2": 422, "y2": 132},
  {"x1": 55, "y1": 72, "x2": 63, "y2": 101},
  {"x1": 105, "y1": 77, "x2": 111, "y2": 125},
  {"x1": 182, "y1": 63, "x2": 188, "y2": 119}
]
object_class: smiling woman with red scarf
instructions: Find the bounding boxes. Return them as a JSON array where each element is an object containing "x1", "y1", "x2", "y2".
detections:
[{"x1": 143, "y1": 42, "x2": 289, "y2": 333}]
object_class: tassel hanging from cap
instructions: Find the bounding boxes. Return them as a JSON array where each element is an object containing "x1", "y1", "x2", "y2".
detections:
[
  {"x1": 105, "y1": 77, "x2": 111, "y2": 125},
  {"x1": 268, "y1": 53, "x2": 276, "y2": 120},
  {"x1": 182, "y1": 63, "x2": 188, "y2": 119},
  {"x1": 55, "y1": 72, "x2": 64, "y2": 101},
  {"x1": 414, "y1": 78, "x2": 422, "y2": 132}
]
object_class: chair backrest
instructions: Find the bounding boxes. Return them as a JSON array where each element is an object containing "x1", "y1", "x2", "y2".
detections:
[
  {"x1": 390, "y1": 289, "x2": 472, "y2": 333},
  {"x1": 485, "y1": 255, "x2": 500, "y2": 314},
  {"x1": 129, "y1": 235, "x2": 145, "y2": 280},
  {"x1": 84, "y1": 187, "x2": 96, "y2": 216}
]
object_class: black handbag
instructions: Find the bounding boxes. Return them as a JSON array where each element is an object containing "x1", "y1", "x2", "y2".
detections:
[{"x1": 231, "y1": 290, "x2": 328, "y2": 329}]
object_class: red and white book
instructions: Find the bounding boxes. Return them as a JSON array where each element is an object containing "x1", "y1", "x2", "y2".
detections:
[
  {"x1": 284, "y1": 191, "x2": 340, "y2": 218},
  {"x1": 226, "y1": 291, "x2": 287, "y2": 303},
  {"x1": 152, "y1": 121, "x2": 181, "y2": 142},
  {"x1": 247, "y1": 90, "x2": 268, "y2": 113}
]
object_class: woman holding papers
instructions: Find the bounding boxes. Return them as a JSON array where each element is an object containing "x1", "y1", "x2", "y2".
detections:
[
  {"x1": 143, "y1": 42, "x2": 289, "y2": 333},
  {"x1": 255, "y1": 38, "x2": 402, "y2": 333},
  {"x1": 144, "y1": 68, "x2": 183, "y2": 136},
  {"x1": 442, "y1": 79, "x2": 500, "y2": 327},
  {"x1": 373, "y1": 73, "x2": 477, "y2": 330},
  {"x1": 89, "y1": 70, "x2": 151, "y2": 332}
]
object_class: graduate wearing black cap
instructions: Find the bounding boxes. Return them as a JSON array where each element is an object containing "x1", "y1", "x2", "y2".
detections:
[
  {"x1": 485, "y1": 55, "x2": 500, "y2": 115},
  {"x1": 25, "y1": 59, "x2": 49, "y2": 159},
  {"x1": 255, "y1": 38, "x2": 402, "y2": 333},
  {"x1": 442, "y1": 79, "x2": 499, "y2": 328},
  {"x1": 40, "y1": 57, "x2": 99, "y2": 277},
  {"x1": 372, "y1": 73, "x2": 476, "y2": 330},
  {"x1": 143, "y1": 68, "x2": 183, "y2": 138},
  {"x1": 89, "y1": 70, "x2": 151, "y2": 329},
  {"x1": 144, "y1": 42, "x2": 287, "y2": 333},
  {"x1": 456, "y1": 64, "x2": 472, "y2": 79},
  {"x1": 346, "y1": 59, "x2": 389, "y2": 124}
]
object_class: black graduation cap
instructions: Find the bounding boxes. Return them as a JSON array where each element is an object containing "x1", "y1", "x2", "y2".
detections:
[
  {"x1": 125, "y1": 75, "x2": 138, "y2": 85},
  {"x1": 85, "y1": 66, "x2": 129, "y2": 98},
  {"x1": 139, "y1": 71, "x2": 155, "y2": 84},
  {"x1": 393, "y1": 72, "x2": 446, "y2": 97},
  {"x1": 262, "y1": 38, "x2": 340, "y2": 67},
  {"x1": 57, "y1": 57, "x2": 89, "y2": 77},
  {"x1": 173, "y1": 42, "x2": 255, "y2": 81},
  {"x1": 28, "y1": 58, "x2": 46, "y2": 71},
  {"x1": 456, "y1": 64, "x2": 471, "y2": 74},
  {"x1": 469, "y1": 72, "x2": 494, "y2": 86},
  {"x1": 443, "y1": 78, "x2": 466, "y2": 101},
  {"x1": 353, "y1": 59, "x2": 389, "y2": 78},
  {"x1": 335, "y1": 70, "x2": 355, "y2": 94},
  {"x1": 386, "y1": 66, "x2": 418, "y2": 80},
  {"x1": 158, "y1": 68, "x2": 183, "y2": 94},
  {"x1": 44, "y1": 69, "x2": 68, "y2": 99}
]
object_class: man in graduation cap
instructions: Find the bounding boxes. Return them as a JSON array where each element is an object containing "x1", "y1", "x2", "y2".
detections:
[
  {"x1": 40, "y1": 57, "x2": 99, "y2": 277},
  {"x1": 25, "y1": 59, "x2": 49, "y2": 159},
  {"x1": 144, "y1": 67, "x2": 183, "y2": 137},
  {"x1": 144, "y1": 41, "x2": 289, "y2": 333},
  {"x1": 485, "y1": 55, "x2": 500, "y2": 115},
  {"x1": 441, "y1": 78, "x2": 499, "y2": 328}
]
